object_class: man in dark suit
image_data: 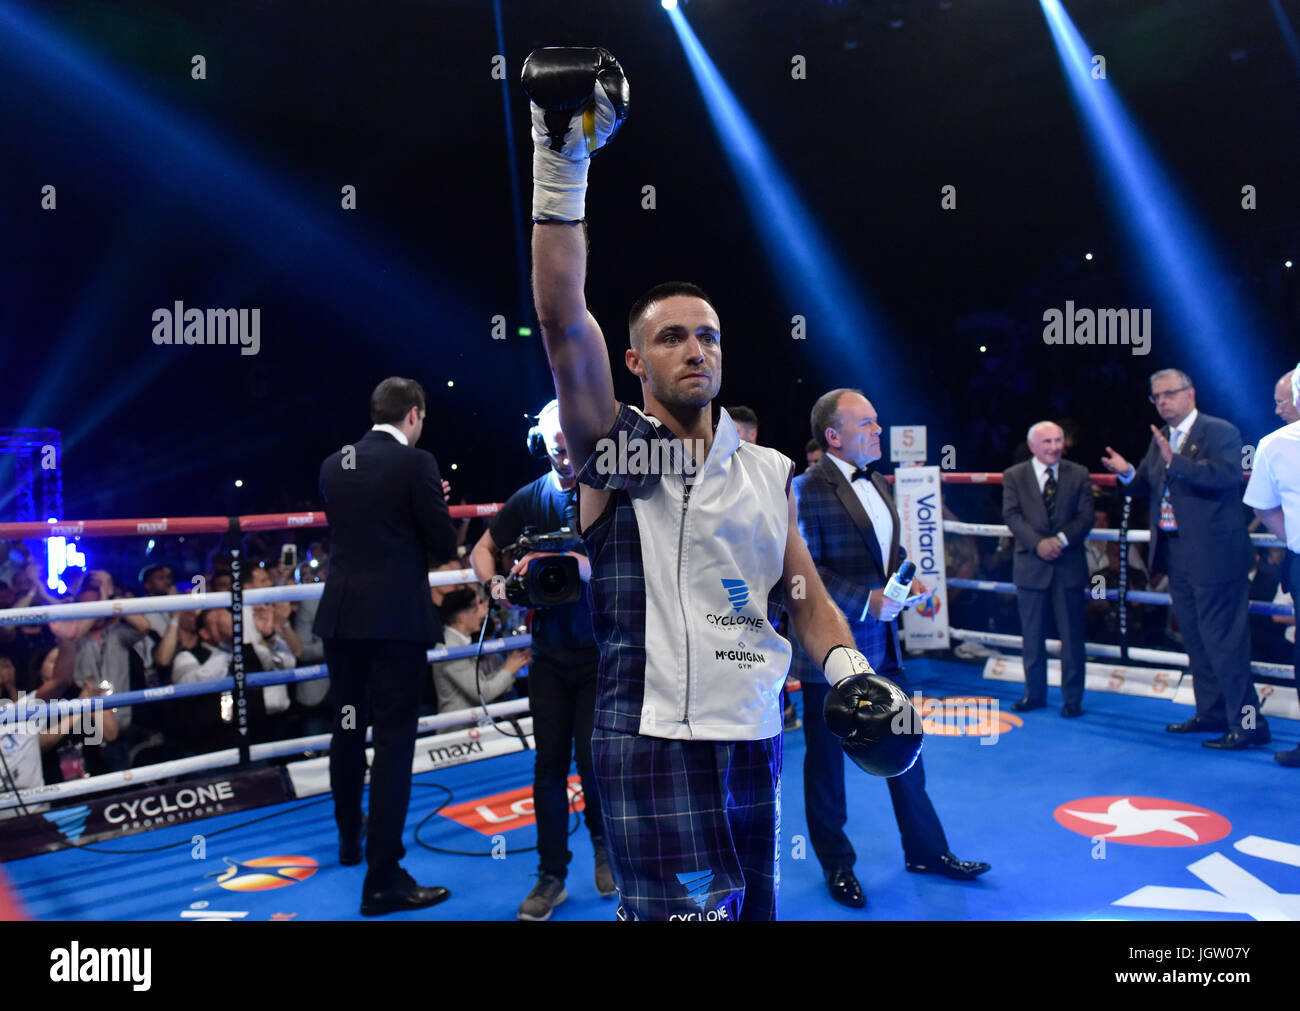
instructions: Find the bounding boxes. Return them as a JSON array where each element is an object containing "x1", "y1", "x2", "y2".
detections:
[
  {"x1": 1002, "y1": 421, "x2": 1095, "y2": 717},
  {"x1": 316, "y1": 377, "x2": 459, "y2": 915},
  {"x1": 790, "y1": 388, "x2": 990, "y2": 910},
  {"x1": 1101, "y1": 368, "x2": 1269, "y2": 749}
]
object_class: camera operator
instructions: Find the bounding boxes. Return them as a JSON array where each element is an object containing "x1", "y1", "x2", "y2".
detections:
[{"x1": 470, "y1": 400, "x2": 614, "y2": 921}]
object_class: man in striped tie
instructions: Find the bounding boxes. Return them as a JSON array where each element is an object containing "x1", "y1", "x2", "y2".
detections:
[
  {"x1": 1102, "y1": 368, "x2": 1268, "y2": 750},
  {"x1": 1003, "y1": 421, "x2": 1095, "y2": 716}
]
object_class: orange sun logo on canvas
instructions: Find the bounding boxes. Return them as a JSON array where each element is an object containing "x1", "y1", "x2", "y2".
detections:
[{"x1": 210, "y1": 855, "x2": 319, "y2": 892}]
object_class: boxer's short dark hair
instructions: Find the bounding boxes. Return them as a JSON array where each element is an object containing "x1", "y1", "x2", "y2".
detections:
[
  {"x1": 370, "y1": 377, "x2": 426, "y2": 425},
  {"x1": 628, "y1": 282, "x2": 715, "y2": 350}
]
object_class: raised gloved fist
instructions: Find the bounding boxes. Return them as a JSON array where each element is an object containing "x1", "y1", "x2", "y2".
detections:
[
  {"x1": 522, "y1": 47, "x2": 629, "y2": 159},
  {"x1": 822, "y1": 646, "x2": 922, "y2": 778},
  {"x1": 521, "y1": 47, "x2": 630, "y2": 220}
]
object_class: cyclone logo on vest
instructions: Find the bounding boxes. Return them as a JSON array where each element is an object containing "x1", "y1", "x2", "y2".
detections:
[
  {"x1": 1054, "y1": 796, "x2": 1231, "y2": 847},
  {"x1": 204, "y1": 855, "x2": 319, "y2": 891},
  {"x1": 720, "y1": 578, "x2": 749, "y2": 613}
]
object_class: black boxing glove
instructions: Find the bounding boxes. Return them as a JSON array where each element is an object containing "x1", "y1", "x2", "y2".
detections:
[
  {"x1": 822, "y1": 645, "x2": 923, "y2": 778},
  {"x1": 521, "y1": 47, "x2": 630, "y2": 221}
]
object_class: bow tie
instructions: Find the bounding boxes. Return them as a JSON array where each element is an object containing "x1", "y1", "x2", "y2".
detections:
[{"x1": 851, "y1": 466, "x2": 873, "y2": 482}]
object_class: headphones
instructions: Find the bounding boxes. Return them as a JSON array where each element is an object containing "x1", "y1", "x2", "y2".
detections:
[{"x1": 526, "y1": 400, "x2": 560, "y2": 460}]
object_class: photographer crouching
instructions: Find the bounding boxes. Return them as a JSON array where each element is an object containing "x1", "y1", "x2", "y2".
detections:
[{"x1": 469, "y1": 400, "x2": 614, "y2": 921}]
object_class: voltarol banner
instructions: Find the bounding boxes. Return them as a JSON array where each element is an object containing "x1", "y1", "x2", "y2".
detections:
[{"x1": 894, "y1": 465, "x2": 949, "y2": 650}]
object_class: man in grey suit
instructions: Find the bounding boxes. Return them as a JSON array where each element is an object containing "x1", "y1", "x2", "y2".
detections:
[{"x1": 1003, "y1": 421, "x2": 1095, "y2": 717}]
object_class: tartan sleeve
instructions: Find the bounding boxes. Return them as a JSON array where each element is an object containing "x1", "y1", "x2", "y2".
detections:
[{"x1": 577, "y1": 402, "x2": 668, "y2": 492}]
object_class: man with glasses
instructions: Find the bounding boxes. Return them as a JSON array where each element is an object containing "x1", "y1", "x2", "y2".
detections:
[
  {"x1": 1102, "y1": 369, "x2": 1268, "y2": 750},
  {"x1": 1274, "y1": 370, "x2": 1300, "y2": 426}
]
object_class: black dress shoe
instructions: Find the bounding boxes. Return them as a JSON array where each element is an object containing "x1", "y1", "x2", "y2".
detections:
[
  {"x1": 1061, "y1": 703, "x2": 1084, "y2": 718},
  {"x1": 1275, "y1": 747, "x2": 1300, "y2": 767},
  {"x1": 339, "y1": 817, "x2": 366, "y2": 866},
  {"x1": 1011, "y1": 697, "x2": 1044, "y2": 712},
  {"x1": 826, "y1": 868, "x2": 866, "y2": 909},
  {"x1": 906, "y1": 852, "x2": 991, "y2": 881},
  {"x1": 1203, "y1": 728, "x2": 1271, "y2": 750},
  {"x1": 1166, "y1": 715, "x2": 1228, "y2": 734},
  {"x1": 360, "y1": 869, "x2": 451, "y2": 917}
]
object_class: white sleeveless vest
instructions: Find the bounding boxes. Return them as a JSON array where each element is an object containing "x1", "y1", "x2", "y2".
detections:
[{"x1": 628, "y1": 407, "x2": 794, "y2": 740}]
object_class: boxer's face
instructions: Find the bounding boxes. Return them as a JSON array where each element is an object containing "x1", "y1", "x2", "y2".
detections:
[{"x1": 627, "y1": 296, "x2": 721, "y2": 411}]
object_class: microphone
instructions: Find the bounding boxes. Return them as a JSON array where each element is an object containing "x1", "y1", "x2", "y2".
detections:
[{"x1": 882, "y1": 559, "x2": 916, "y2": 605}]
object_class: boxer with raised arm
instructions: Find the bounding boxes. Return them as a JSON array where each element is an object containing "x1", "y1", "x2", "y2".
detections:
[{"x1": 523, "y1": 47, "x2": 921, "y2": 920}]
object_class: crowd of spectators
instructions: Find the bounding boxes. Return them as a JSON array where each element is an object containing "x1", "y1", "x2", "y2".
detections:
[{"x1": 0, "y1": 524, "x2": 536, "y2": 794}]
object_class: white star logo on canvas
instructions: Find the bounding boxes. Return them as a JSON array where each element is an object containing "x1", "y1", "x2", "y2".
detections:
[{"x1": 1060, "y1": 797, "x2": 1210, "y2": 841}]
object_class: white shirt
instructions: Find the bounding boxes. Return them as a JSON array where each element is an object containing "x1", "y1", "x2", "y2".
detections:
[
  {"x1": 172, "y1": 638, "x2": 292, "y2": 714},
  {"x1": 0, "y1": 692, "x2": 45, "y2": 795},
  {"x1": 1168, "y1": 409, "x2": 1197, "y2": 453},
  {"x1": 1030, "y1": 456, "x2": 1058, "y2": 492},
  {"x1": 370, "y1": 423, "x2": 408, "y2": 446},
  {"x1": 1272, "y1": 582, "x2": 1296, "y2": 644},
  {"x1": 827, "y1": 453, "x2": 893, "y2": 570},
  {"x1": 1243, "y1": 421, "x2": 1300, "y2": 552}
]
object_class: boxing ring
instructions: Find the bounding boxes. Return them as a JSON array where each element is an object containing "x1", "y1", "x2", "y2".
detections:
[{"x1": 2, "y1": 483, "x2": 1298, "y2": 923}]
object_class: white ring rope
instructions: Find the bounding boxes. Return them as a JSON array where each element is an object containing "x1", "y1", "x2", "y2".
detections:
[
  {"x1": 0, "y1": 568, "x2": 481, "y2": 628},
  {"x1": 0, "y1": 697, "x2": 532, "y2": 810},
  {"x1": 949, "y1": 627, "x2": 1294, "y2": 678},
  {"x1": 943, "y1": 520, "x2": 1286, "y2": 547}
]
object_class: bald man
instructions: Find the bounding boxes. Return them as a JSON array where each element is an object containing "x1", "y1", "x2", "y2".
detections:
[
  {"x1": 1002, "y1": 422, "x2": 1095, "y2": 716},
  {"x1": 1275, "y1": 371, "x2": 1300, "y2": 426}
]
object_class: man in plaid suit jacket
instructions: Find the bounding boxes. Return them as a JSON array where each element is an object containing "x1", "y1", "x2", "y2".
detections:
[{"x1": 791, "y1": 388, "x2": 990, "y2": 909}]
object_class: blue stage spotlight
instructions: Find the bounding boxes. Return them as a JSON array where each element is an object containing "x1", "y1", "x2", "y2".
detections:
[
  {"x1": 0, "y1": 2, "x2": 474, "y2": 440},
  {"x1": 1040, "y1": 0, "x2": 1279, "y2": 436},
  {"x1": 662, "y1": 0, "x2": 678, "y2": 11},
  {"x1": 665, "y1": 7, "x2": 903, "y2": 397},
  {"x1": 1269, "y1": 0, "x2": 1300, "y2": 81}
]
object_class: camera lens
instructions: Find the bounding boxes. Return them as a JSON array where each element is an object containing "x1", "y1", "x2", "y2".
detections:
[{"x1": 539, "y1": 565, "x2": 564, "y2": 594}]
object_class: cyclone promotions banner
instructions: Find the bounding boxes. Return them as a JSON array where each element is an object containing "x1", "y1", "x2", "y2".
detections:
[
  {"x1": 0, "y1": 768, "x2": 288, "y2": 862},
  {"x1": 894, "y1": 465, "x2": 949, "y2": 650}
]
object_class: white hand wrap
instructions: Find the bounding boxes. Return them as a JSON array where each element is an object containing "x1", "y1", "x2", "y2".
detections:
[{"x1": 823, "y1": 644, "x2": 876, "y2": 689}]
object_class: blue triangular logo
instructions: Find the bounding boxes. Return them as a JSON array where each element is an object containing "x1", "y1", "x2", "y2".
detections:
[
  {"x1": 720, "y1": 578, "x2": 749, "y2": 612},
  {"x1": 43, "y1": 804, "x2": 91, "y2": 842},
  {"x1": 676, "y1": 868, "x2": 714, "y2": 910}
]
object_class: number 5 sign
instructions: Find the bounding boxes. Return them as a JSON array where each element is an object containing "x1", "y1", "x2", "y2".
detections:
[{"x1": 890, "y1": 426, "x2": 927, "y2": 465}]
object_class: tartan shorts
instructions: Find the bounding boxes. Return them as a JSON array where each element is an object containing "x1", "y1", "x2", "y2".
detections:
[{"x1": 591, "y1": 728, "x2": 783, "y2": 922}]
